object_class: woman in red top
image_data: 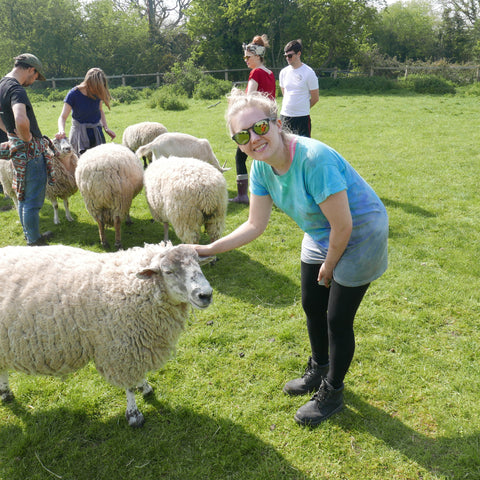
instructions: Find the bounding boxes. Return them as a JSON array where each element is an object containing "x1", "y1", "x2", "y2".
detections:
[{"x1": 230, "y1": 34, "x2": 276, "y2": 204}]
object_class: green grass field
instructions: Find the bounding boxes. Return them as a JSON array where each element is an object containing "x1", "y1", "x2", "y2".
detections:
[{"x1": 1, "y1": 92, "x2": 479, "y2": 479}]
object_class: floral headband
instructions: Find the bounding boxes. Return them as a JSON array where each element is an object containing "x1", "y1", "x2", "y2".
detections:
[{"x1": 242, "y1": 43, "x2": 266, "y2": 57}]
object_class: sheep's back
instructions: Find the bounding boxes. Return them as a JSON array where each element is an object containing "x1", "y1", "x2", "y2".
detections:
[
  {"x1": 123, "y1": 122, "x2": 168, "y2": 152},
  {"x1": 75, "y1": 144, "x2": 144, "y2": 224},
  {"x1": 145, "y1": 157, "x2": 227, "y2": 216}
]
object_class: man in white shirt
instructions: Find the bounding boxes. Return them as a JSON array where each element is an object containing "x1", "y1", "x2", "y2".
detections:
[{"x1": 279, "y1": 39, "x2": 319, "y2": 137}]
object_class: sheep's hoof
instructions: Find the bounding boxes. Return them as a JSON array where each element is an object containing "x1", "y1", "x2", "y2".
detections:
[
  {"x1": 126, "y1": 409, "x2": 145, "y2": 428},
  {"x1": 0, "y1": 389, "x2": 14, "y2": 403}
]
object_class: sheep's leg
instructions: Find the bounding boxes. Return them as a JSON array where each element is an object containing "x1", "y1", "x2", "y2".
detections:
[
  {"x1": 136, "y1": 379, "x2": 154, "y2": 397},
  {"x1": 114, "y1": 215, "x2": 123, "y2": 250},
  {"x1": 125, "y1": 388, "x2": 145, "y2": 427},
  {"x1": 51, "y1": 198, "x2": 60, "y2": 225},
  {"x1": 0, "y1": 371, "x2": 14, "y2": 402},
  {"x1": 63, "y1": 198, "x2": 74, "y2": 222},
  {"x1": 97, "y1": 220, "x2": 109, "y2": 249},
  {"x1": 163, "y1": 222, "x2": 169, "y2": 242}
]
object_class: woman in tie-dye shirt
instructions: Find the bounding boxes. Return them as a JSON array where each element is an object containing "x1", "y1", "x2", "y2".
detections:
[{"x1": 193, "y1": 89, "x2": 388, "y2": 427}]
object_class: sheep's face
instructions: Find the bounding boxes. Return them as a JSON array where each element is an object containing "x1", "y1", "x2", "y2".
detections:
[
  {"x1": 137, "y1": 245, "x2": 213, "y2": 309},
  {"x1": 53, "y1": 137, "x2": 73, "y2": 155}
]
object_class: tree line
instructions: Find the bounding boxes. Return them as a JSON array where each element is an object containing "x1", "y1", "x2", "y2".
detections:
[{"x1": 0, "y1": 0, "x2": 479, "y2": 82}]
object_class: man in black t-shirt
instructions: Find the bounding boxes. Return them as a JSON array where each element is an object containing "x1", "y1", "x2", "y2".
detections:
[{"x1": 0, "y1": 53, "x2": 53, "y2": 245}]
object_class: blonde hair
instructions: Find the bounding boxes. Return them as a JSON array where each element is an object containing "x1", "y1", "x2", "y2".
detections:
[{"x1": 79, "y1": 68, "x2": 112, "y2": 108}]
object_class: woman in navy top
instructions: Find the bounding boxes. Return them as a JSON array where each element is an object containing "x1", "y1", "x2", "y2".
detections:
[{"x1": 56, "y1": 68, "x2": 115, "y2": 154}]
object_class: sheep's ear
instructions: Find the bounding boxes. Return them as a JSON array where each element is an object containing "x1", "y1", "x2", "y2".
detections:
[
  {"x1": 198, "y1": 256, "x2": 216, "y2": 266},
  {"x1": 136, "y1": 268, "x2": 159, "y2": 279}
]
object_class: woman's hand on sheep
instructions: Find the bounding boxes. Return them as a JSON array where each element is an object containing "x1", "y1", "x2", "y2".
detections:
[
  {"x1": 191, "y1": 244, "x2": 214, "y2": 257},
  {"x1": 55, "y1": 131, "x2": 67, "y2": 140}
]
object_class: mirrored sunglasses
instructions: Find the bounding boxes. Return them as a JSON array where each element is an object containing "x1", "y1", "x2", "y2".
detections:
[{"x1": 231, "y1": 118, "x2": 274, "y2": 145}]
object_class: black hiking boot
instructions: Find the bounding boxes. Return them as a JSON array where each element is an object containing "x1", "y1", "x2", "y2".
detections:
[
  {"x1": 283, "y1": 357, "x2": 329, "y2": 396},
  {"x1": 294, "y1": 379, "x2": 344, "y2": 427}
]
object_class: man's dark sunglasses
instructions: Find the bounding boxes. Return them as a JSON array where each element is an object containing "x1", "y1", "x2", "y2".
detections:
[
  {"x1": 231, "y1": 118, "x2": 275, "y2": 145},
  {"x1": 284, "y1": 53, "x2": 295, "y2": 59}
]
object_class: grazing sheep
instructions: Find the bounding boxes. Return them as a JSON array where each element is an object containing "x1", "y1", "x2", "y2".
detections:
[
  {"x1": 144, "y1": 156, "x2": 228, "y2": 244},
  {"x1": 135, "y1": 132, "x2": 230, "y2": 172},
  {"x1": 75, "y1": 143, "x2": 144, "y2": 250},
  {"x1": 0, "y1": 242, "x2": 213, "y2": 427},
  {"x1": 0, "y1": 137, "x2": 78, "y2": 221},
  {"x1": 122, "y1": 121, "x2": 168, "y2": 168},
  {"x1": 0, "y1": 159, "x2": 17, "y2": 209},
  {"x1": 46, "y1": 137, "x2": 78, "y2": 224}
]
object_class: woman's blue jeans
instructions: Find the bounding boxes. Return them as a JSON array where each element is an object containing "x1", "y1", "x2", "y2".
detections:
[{"x1": 17, "y1": 153, "x2": 47, "y2": 244}]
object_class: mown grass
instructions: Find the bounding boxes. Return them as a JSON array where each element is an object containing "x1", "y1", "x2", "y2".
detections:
[{"x1": 1, "y1": 92, "x2": 479, "y2": 480}]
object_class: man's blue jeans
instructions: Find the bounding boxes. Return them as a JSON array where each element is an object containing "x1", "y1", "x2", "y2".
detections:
[{"x1": 18, "y1": 153, "x2": 47, "y2": 244}]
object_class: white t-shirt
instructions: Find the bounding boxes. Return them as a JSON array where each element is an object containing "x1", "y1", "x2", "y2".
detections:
[{"x1": 279, "y1": 63, "x2": 319, "y2": 117}]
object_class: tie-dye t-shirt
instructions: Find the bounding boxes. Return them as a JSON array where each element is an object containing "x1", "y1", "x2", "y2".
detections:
[{"x1": 250, "y1": 136, "x2": 388, "y2": 287}]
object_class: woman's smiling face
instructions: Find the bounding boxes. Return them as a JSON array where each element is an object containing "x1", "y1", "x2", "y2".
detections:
[{"x1": 230, "y1": 107, "x2": 282, "y2": 163}]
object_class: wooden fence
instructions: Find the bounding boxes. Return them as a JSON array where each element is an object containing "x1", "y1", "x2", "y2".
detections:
[{"x1": 38, "y1": 65, "x2": 480, "y2": 90}]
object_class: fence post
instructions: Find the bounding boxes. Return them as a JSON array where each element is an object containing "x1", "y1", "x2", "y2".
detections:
[
  {"x1": 333, "y1": 67, "x2": 338, "y2": 79},
  {"x1": 476, "y1": 67, "x2": 479, "y2": 83},
  {"x1": 225, "y1": 70, "x2": 228, "y2": 81},
  {"x1": 404, "y1": 66, "x2": 408, "y2": 80},
  {"x1": 51, "y1": 78, "x2": 56, "y2": 89},
  {"x1": 122, "y1": 74, "x2": 126, "y2": 87},
  {"x1": 156, "y1": 73, "x2": 161, "y2": 87},
  {"x1": 370, "y1": 67, "x2": 374, "y2": 77}
]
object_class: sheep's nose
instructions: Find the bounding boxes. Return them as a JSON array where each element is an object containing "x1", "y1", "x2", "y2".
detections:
[{"x1": 192, "y1": 286, "x2": 213, "y2": 307}]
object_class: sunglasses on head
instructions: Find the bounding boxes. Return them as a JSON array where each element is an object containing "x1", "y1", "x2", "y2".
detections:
[
  {"x1": 231, "y1": 118, "x2": 275, "y2": 145},
  {"x1": 284, "y1": 53, "x2": 295, "y2": 59}
]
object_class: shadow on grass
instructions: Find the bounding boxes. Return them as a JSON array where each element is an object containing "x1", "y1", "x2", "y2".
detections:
[
  {"x1": 200, "y1": 249, "x2": 298, "y2": 307},
  {"x1": 381, "y1": 197, "x2": 436, "y2": 218},
  {"x1": 339, "y1": 391, "x2": 479, "y2": 479},
  {"x1": 0, "y1": 396, "x2": 310, "y2": 480}
]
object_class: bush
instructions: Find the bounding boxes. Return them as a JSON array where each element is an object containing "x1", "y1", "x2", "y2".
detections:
[
  {"x1": 317, "y1": 76, "x2": 398, "y2": 93},
  {"x1": 147, "y1": 85, "x2": 189, "y2": 111},
  {"x1": 400, "y1": 74, "x2": 456, "y2": 95},
  {"x1": 458, "y1": 82, "x2": 480, "y2": 97},
  {"x1": 164, "y1": 58, "x2": 204, "y2": 98},
  {"x1": 193, "y1": 76, "x2": 232, "y2": 100},
  {"x1": 110, "y1": 86, "x2": 140, "y2": 104}
]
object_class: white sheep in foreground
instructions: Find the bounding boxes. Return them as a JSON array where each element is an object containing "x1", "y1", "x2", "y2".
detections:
[
  {"x1": 144, "y1": 156, "x2": 228, "y2": 244},
  {"x1": 75, "y1": 143, "x2": 144, "y2": 250},
  {"x1": 122, "y1": 121, "x2": 168, "y2": 168},
  {"x1": 135, "y1": 132, "x2": 230, "y2": 172},
  {"x1": 0, "y1": 137, "x2": 78, "y2": 222},
  {"x1": 0, "y1": 242, "x2": 213, "y2": 427},
  {"x1": 0, "y1": 159, "x2": 17, "y2": 209}
]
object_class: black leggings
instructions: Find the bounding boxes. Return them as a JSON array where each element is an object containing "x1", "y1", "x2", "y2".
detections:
[
  {"x1": 235, "y1": 147, "x2": 248, "y2": 175},
  {"x1": 301, "y1": 261, "x2": 369, "y2": 389}
]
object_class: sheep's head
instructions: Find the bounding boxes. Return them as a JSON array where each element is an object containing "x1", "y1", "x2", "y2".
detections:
[
  {"x1": 137, "y1": 244, "x2": 213, "y2": 309},
  {"x1": 52, "y1": 137, "x2": 73, "y2": 156}
]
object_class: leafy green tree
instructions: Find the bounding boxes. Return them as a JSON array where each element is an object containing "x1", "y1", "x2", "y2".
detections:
[
  {"x1": 297, "y1": 0, "x2": 378, "y2": 68},
  {"x1": 372, "y1": 1, "x2": 441, "y2": 61},
  {"x1": 186, "y1": 0, "x2": 303, "y2": 72},
  {"x1": 0, "y1": 0, "x2": 85, "y2": 77}
]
